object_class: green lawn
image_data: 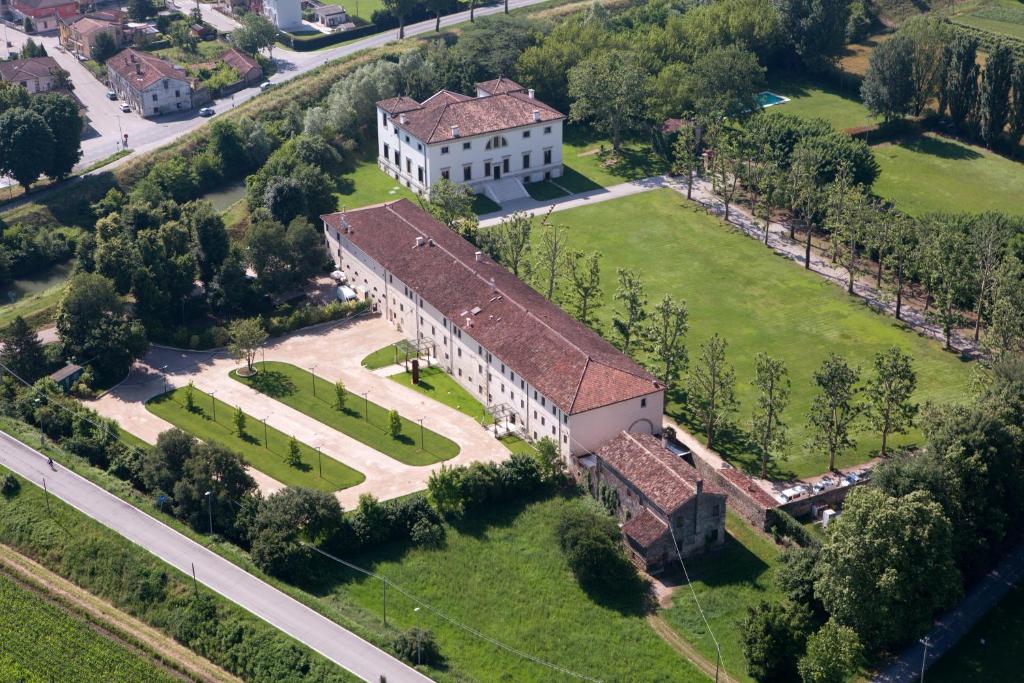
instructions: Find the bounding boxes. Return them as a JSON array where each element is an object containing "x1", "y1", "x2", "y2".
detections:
[
  {"x1": 499, "y1": 433, "x2": 537, "y2": 456},
  {"x1": 952, "y1": 0, "x2": 1024, "y2": 41},
  {"x1": 319, "y1": 0, "x2": 384, "y2": 20},
  {"x1": 146, "y1": 386, "x2": 365, "y2": 491},
  {"x1": 873, "y1": 133, "x2": 1024, "y2": 216},
  {"x1": 663, "y1": 512, "x2": 781, "y2": 683},
  {"x1": 360, "y1": 340, "x2": 419, "y2": 370},
  {"x1": 538, "y1": 189, "x2": 974, "y2": 478},
  {"x1": 335, "y1": 157, "x2": 417, "y2": 210},
  {"x1": 930, "y1": 583, "x2": 1024, "y2": 682},
  {"x1": 562, "y1": 127, "x2": 670, "y2": 188},
  {"x1": 0, "y1": 572, "x2": 179, "y2": 683},
  {"x1": 231, "y1": 361, "x2": 459, "y2": 466},
  {"x1": 389, "y1": 366, "x2": 493, "y2": 425},
  {"x1": 0, "y1": 281, "x2": 63, "y2": 329},
  {"x1": 297, "y1": 494, "x2": 708, "y2": 682},
  {"x1": 471, "y1": 193, "x2": 501, "y2": 214},
  {"x1": 525, "y1": 179, "x2": 570, "y2": 201},
  {"x1": 765, "y1": 76, "x2": 878, "y2": 131}
]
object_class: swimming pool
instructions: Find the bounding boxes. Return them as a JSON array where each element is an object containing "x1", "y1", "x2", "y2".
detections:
[{"x1": 756, "y1": 91, "x2": 791, "y2": 108}]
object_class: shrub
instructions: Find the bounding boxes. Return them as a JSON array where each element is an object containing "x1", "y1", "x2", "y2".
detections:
[
  {"x1": 555, "y1": 505, "x2": 638, "y2": 592},
  {"x1": 392, "y1": 628, "x2": 440, "y2": 667},
  {"x1": 410, "y1": 517, "x2": 445, "y2": 547},
  {"x1": 1, "y1": 473, "x2": 20, "y2": 497},
  {"x1": 766, "y1": 508, "x2": 820, "y2": 548}
]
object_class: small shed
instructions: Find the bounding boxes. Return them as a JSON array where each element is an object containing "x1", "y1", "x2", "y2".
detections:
[
  {"x1": 48, "y1": 363, "x2": 83, "y2": 392},
  {"x1": 314, "y1": 4, "x2": 348, "y2": 27}
]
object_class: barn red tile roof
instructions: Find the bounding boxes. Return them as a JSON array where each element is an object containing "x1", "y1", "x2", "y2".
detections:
[
  {"x1": 106, "y1": 48, "x2": 188, "y2": 91},
  {"x1": 622, "y1": 508, "x2": 669, "y2": 549},
  {"x1": 476, "y1": 76, "x2": 526, "y2": 96},
  {"x1": 322, "y1": 200, "x2": 662, "y2": 415},
  {"x1": 377, "y1": 86, "x2": 563, "y2": 144},
  {"x1": 222, "y1": 47, "x2": 260, "y2": 76},
  {"x1": 596, "y1": 432, "x2": 724, "y2": 515},
  {"x1": 69, "y1": 15, "x2": 120, "y2": 36},
  {"x1": 718, "y1": 468, "x2": 778, "y2": 509},
  {"x1": 0, "y1": 57, "x2": 59, "y2": 82}
]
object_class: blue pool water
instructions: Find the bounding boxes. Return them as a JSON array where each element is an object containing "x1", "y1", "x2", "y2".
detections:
[{"x1": 756, "y1": 91, "x2": 790, "y2": 108}]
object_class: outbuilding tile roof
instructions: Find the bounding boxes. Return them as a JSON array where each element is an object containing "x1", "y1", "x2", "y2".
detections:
[
  {"x1": 322, "y1": 200, "x2": 662, "y2": 415},
  {"x1": 622, "y1": 508, "x2": 669, "y2": 548},
  {"x1": 597, "y1": 432, "x2": 723, "y2": 515}
]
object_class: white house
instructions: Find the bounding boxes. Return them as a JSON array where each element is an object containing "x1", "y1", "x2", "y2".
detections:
[
  {"x1": 106, "y1": 48, "x2": 192, "y2": 118},
  {"x1": 322, "y1": 199, "x2": 665, "y2": 457},
  {"x1": 375, "y1": 77, "x2": 564, "y2": 203},
  {"x1": 262, "y1": 0, "x2": 302, "y2": 30}
]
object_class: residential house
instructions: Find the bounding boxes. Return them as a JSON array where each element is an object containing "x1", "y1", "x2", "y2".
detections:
[
  {"x1": 221, "y1": 47, "x2": 262, "y2": 85},
  {"x1": 106, "y1": 48, "x2": 192, "y2": 117},
  {"x1": 262, "y1": 0, "x2": 301, "y2": 30},
  {"x1": 10, "y1": 0, "x2": 78, "y2": 32},
  {"x1": 0, "y1": 56, "x2": 62, "y2": 93},
  {"x1": 313, "y1": 4, "x2": 347, "y2": 27},
  {"x1": 580, "y1": 431, "x2": 727, "y2": 571},
  {"x1": 58, "y1": 11, "x2": 125, "y2": 59},
  {"x1": 321, "y1": 200, "x2": 665, "y2": 458},
  {"x1": 375, "y1": 77, "x2": 564, "y2": 199}
]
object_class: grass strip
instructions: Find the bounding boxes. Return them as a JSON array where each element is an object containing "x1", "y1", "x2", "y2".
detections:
[{"x1": 389, "y1": 366, "x2": 493, "y2": 426}]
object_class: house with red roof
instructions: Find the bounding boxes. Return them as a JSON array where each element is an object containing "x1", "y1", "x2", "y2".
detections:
[
  {"x1": 10, "y1": 0, "x2": 78, "y2": 32},
  {"x1": 322, "y1": 199, "x2": 664, "y2": 457},
  {"x1": 375, "y1": 77, "x2": 564, "y2": 202},
  {"x1": 106, "y1": 48, "x2": 193, "y2": 118}
]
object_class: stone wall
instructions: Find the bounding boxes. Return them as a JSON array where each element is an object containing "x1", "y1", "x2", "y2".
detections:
[{"x1": 778, "y1": 480, "x2": 867, "y2": 519}]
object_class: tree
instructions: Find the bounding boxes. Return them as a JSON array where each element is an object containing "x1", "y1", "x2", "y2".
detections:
[
  {"x1": 425, "y1": 178, "x2": 476, "y2": 237},
  {"x1": 814, "y1": 488, "x2": 960, "y2": 653},
  {"x1": 142, "y1": 428, "x2": 196, "y2": 494},
  {"x1": 987, "y1": 254, "x2": 1024, "y2": 357},
  {"x1": 710, "y1": 130, "x2": 745, "y2": 221},
  {"x1": 180, "y1": 200, "x2": 229, "y2": 284},
  {"x1": 824, "y1": 165, "x2": 873, "y2": 295},
  {"x1": 612, "y1": 268, "x2": 647, "y2": 355},
  {"x1": 1009, "y1": 58, "x2": 1024, "y2": 149},
  {"x1": 228, "y1": 318, "x2": 267, "y2": 373},
  {"x1": 940, "y1": 34, "x2": 979, "y2": 132},
  {"x1": 918, "y1": 213, "x2": 974, "y2": 349},
  {"x1": 646, "y1": 294, "x2": 689, "y2": 390},
  {"x1": 887, "y1": 211, "x2": 917, "y2": 321},
  {"x1": 172, "y1": 442, "x2": 256, "y2": 537},
  {"x1": 263, "y1": 176, "x2": 305, "y2": 225},
  {"x1": 334, "y1": 380, "x2": 347, "y2": 411},
  {"x1": 861, "y1": 33, "x2": 915, "y2": 122},
  {"x1": 797, "y1": 621, "x2": 863, "y2": 683},
  {"x1": 31, "y1": 93, "x2": 82, "y2": 180},
  {"x1": 864, "y1": 347, "x2": 917, "y2": 457},
  {"x1": 184, "y1": 381, "x2": 196, "y2": 411},
  {"x1": 234, "y1": 406, "x2": 247, "y2": 436},
  {"x1": 775, "y1": 0, "x2": 850, "y2": 72},
  {"x1": 287, "y1": 436, "x2": 302, "y2": 467},
  {"x1": 970, "y1": 212, "x2": 1011, "y2": 342},
  {"x1": 393, "y1": 628, "x2": 441, "y2": 667},
  {"x1": 248, "y1": 487, "x2": 344, "y2": 577},
  {"x1": 751, "y1": 353, "x2": 789, "y2": 479},
  {"x1": 532, "y1": 436, "x2": 565, "y2": 483},
  {"x1": 492, "y1": 212, "x2": 531, "y2": 278},
  {"x1": 787, "y1": 143, "x2": 824, "y2": 268},
  {"x1": 688, "y1": 333, "x2": 737, "y2": 449},
  {"x1": 533, "y1": 220, "x2": 568, "y2": 301},
  {"x1": 0, "y1": 316, "x2": 46, "y2": 383},
  {"x1": 672, "y1": 119, "x2": 701, "y2": 200},
  {"x1": 245, "y1": 213, "x2": 290, "y2": 293},
  {"x1": 0, "y1": 108, "x2": 54, "y2": 191},
  {"x1": 388, "y1": 410, "x2": 402, "y2": 439},
  {"x1": 169, "y1": 21, "x2": 199, "y2": 53},
  {"x1": 19, "y1": 39, "x2": 47, "y2": 59},
  {"x1": 807, "y1": 353, "x2": 860, "y2": 472},
  {"x1": 680, "y1": 45, "x2": 764, "y2": 120},
  {"x1": 556, "y1": 505, "x2": 639, "y2": 593},
  {"x1": 901, "y1": 16, "x2": 952, "y2": 117},
  {"x1": 740, "y1": 601, "x2": 811, "y2": 683},
  {"x1": 382, "y1": 0, "x2": 417, "y2": 38},
  {"x1": 127, "y1": 0, "x2": 155, "y2": 22},
  {"x1": 425, "y1": 0, "x2": 449, "y2": 31},
  {"x1": 566, "y1": 250, "x2": 602, "y2": 327},
  {"x1": 568, "y1": 50, "x2": 648, "y2": 151},
  {"x1": 233, "y1": 13, "x2": 277, "y2": 57},
  {"x1": 979, "y1": 43, "x2": 1014, "y2": 148},
  {"x1": 285, "y1": 217, "x2": 325, "y2": 282}
]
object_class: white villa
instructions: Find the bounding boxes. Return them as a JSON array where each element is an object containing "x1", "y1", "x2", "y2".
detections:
[
  {"x1": 262, "y1": 0, "x2": 302, "y2": 30},
  {"x1": 375, "y1": 77, "x2": 565, "y2": 204},
  {"x1": 322, "y1": 199, "x2": 664, "y2": 457}
]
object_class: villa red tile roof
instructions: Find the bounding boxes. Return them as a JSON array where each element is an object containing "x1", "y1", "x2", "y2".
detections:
[
  {"x1": 378, "y1": 87, "x2": 563, "y2": 144},
  {"x1": 106, "y1": 48, "x2": 188, "y2": 90},
  {"x1": 622, "y1": 508, "x2": 668, "y2": 548},
  {"x1": 69, "y1": 15, "x2": 120, "y2": 36},
  {"x1": 0, "y1": 57, "x2": 59, "y2": 82},
  {"x1": 597, "y1": 432, "x2": 724, "y2": 515},
  {"x1": 322, "y1": 200, "x2": 662, "y2": 415},
  {"x1": 476, "y1": 76, "x2": 526, "y2": 96}
]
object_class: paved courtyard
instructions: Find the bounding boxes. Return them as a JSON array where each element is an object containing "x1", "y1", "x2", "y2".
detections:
[{"x1": 88, "y1": 315, "x2": 511, "y2": 508}]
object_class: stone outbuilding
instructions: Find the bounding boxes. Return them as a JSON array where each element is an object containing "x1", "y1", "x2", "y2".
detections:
[{"x1": 579, "y1": 431, "x2": 727, "y2": 573}]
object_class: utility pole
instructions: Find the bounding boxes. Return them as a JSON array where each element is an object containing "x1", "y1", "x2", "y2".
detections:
[
  {"x1": 316, "y1": 446, "x2": 322, "y2": 478},
  {"x1": 262, "y1": 416, "x2": 269, "y2": 447},
  {"x1": 310, "y1": 364, "x2": 318, "y2": 397},
  {"x1": 919, "y1": 637, "x2": 931, "y2": 682},
  {"x1": 191, "y1": 562, "x2": 198, "y2": 597},
  {"x1": 418, "y1": 417, "x2": 424, "y2": 451},
  {"x1": 382, "y1": 577, "x2": 387, "y2": 626},
  {"x1": 362, "y1": 392, "x2": 369, "y2": 421},
  {"x1": 204, "y1": 490, "x2": 213, "y2": 534}
]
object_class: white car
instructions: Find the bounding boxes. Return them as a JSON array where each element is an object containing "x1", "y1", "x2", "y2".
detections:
[
  {"x1": 119, "y1": 103, "x2": 131, "y2": 113},
  {"x1": 260, "y1": 81, "x2": 273, "y2": 91},
  {"x1": 336, "y1": 285, "x2": 357, "y2": 302},
  {"x1": 198, "y1": 107, "x2": 215, "y2": 117}
]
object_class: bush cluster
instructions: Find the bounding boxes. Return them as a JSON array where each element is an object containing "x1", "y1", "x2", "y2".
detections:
[
  {"x1": 426, "y1": 454, "x2": 546, "y2": 521},
  {"x1": 555, "y1": 505, "x2": 639, "y2": 593},
  {"x1": 263, "y1": 299, "x2": 369, "y2": 337}
]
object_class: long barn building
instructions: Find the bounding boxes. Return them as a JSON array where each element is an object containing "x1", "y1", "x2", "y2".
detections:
[{"x1": 321, "y1": 199, "x2": 664, "y2": 456}]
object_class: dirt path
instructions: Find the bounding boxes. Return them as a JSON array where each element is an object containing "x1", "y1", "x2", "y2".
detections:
[
  {"x1": 647, "y1": 613, "x2": 739, "y2": 683},
  {"x1": 0, "y1": 543, "x2": 242, "y2": 683}
]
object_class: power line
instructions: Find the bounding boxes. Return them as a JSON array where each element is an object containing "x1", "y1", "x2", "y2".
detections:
[{"x1": 305, "y1": 544, "x2": 603, "y2": 683}]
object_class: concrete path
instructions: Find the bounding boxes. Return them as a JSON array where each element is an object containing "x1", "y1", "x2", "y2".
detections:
[
  {"x1": 0, "y1": 428, "x2": 429, "y2": 683},
  {"x1": 874, "y1": 541, "x2": 1024, "y2": 682},
  {"x1": 88, "y1": 315, "x2": 510, "y2": 508}
]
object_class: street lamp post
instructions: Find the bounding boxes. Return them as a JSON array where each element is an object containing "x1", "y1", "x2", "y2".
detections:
[
  {"x1": 413, "y1": 606, "x2": 421, "y2": 666},
  {"x1": 418, "y1": 417, "x2": 424, "y2": 451},
  {"x1": 362, "y1": 392, "x2": 369, "y2": 421},
  {"x1": 262, "y1": 415, "x2": 269, "y2": 448},
  {"x1": 310, "y1": 364, "x2": 318, "y2": 397},
  {"x1": 261, "y1": 346, "x2": 266, "y2": 371},
  {"x1": 316, "y1": 446, "x2": 322, "y2": 478},
  {"x1": 919, "y1": 637, "x2": 931, "y2": 683},
  {"x1": 204, "y1": 490, "x2": 213, "y2": 534},
  {"x1": 210, "y1": 391, "x2": 217, "y2": 422},
  {"x1": 159, "y1": 364, "x2": 170, "y2": 394}
]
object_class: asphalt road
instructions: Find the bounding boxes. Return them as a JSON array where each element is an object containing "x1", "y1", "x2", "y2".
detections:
[{"x1": 0, "y1": 428, "x2": 432, "y2": 683}]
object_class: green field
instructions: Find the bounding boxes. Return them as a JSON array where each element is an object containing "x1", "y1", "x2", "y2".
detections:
[
  {"x1": 952, "y1": 0, "x2": 1024, "y2": 41},
  {"x1": 301, "y1": 493, "x2": 708, "y2": 682},
  {"x1": 930, "y1": 583, "x2": 1024, "y2": 682},
  {"x1": 873, "y1": 134, "x2": 1024, "y2": 216},
  {"x1": 360, "y1": 340, "x2": 420, "y2": 369},
  {"x1": 539, "y1": 189, "x2": 974, "y2": 478},
  {"x1": 335, "y1": 157, "x2": 500, "y2": 214},
  {"x1": 663, "y1": 512, "x2": 781, "y2": 683},
  {"x1": 231, "y1": 361, "x2": 459, "y2": 465},
  {"x1": 562, "y1": 127, "x2": 669, "y2": 187},
  {"x1": 146, "y1": 385, "x2": 365, "y2": 491},
  {"x1": 390, "y1": 366, "x2": 494, "y2": 425},
  {"x1": 0, "y1": 572, "x2": 179, "y2": 683},
  {"x1": 319, "y1": 0, "x2": 385, "y2": 20},
  {"x1": 765, "y1": 77, "x2": 878, "y2": 131}
]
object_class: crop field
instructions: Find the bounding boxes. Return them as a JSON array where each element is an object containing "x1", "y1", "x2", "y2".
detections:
[{"x1": 952, "y1": 0, "x2": 1024, "y2": 41}]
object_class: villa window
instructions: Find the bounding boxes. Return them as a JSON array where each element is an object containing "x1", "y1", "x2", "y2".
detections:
[
  {"x1": 485, "y1": 135, "x2": 508, "y2": 150},
  {"x1": 404, "y1": 135, "x2": 410, "y2": 143},
  {"x1": 463, "y1": 165, "x2": 472, "y2": 181},
  {"x1": 502, "y1": 158, "x2": 509, "y2": 173},
  {"x1": 544, "y1": 149, "x2": 552, "y2": 165},
  {"x1": 544, "y1": 126, "x2": 552, "y2": 134},
  {"x1": 522, "y1": 153, "x2": 530, "y2": 169},
  {"x1": 523, "y1": 130, "x2": 531, "y2": 138},
  {"x1": 382, "y1": 112, "x2": 388, "y2": 126},
  {"x1": 417, "y1": 166, "x2": 423, "y2": 182},
  {"x1": 641, "y1": 397, "x2": 647, "y2": 408},
  {"x1": 462, "y1": 141, "x2": 471, "y2": 150},
  {"x1": 406, "y1": 158, "x2": 411, "y2": 173},
  {"x1": 384, "y1": 143, "x2": 390, "y2": 159},
  {"x1": 417, "y1": 143, "x2": 422, "y2": 151},
  {"x1": 394, "y1": 150, "x2": 400, "y2": 164},
  {"x1": 441, "y1": 168, "x2": 450, "y2": 180},
  {"x1": 441, "y1": 146, "x2": 449, "y2": 154},
  {"x1": 484, "y1": 161, "x2": 492, "y2": 177}
]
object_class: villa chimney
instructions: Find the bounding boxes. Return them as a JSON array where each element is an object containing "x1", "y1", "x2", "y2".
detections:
[
  {"x1": 474, "y1": 250, "x2": 483, "y2": 262},
  {"x1": 414, "y1": 236, "x2": 424, "y2": 248},
  {"x1": 696, "y1": 479, "x2": 703, "y2": 495},
  {"x1": 528, "y1": 88, "x2": 535, "y2": 99},
  {"x1": 399, "y1": 113, "x2": 407, "y2": 124},
  {"x1": 451, "y1": 124, "x2": 460, "y2": 138},
  {"x1": 135, "y1": 62, "x2": 141, "y2": 75},
  {"x1": 532, "y1": 109, "x2": 540, "y2": 122}
]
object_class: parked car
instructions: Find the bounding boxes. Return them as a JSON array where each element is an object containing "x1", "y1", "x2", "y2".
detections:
[
  {"x1": 119, "y1": 102, "x2": 130, "y2": 113},
  {"x1": 336, "y1": 285, "x2": 357, "y2": 302},
  {"x1": 260, "y1": 81, "x2": 273, "y2": 91},
  {"x1": 198, "y1": 107, "x2": 214, "y2": 117},
  {"x1": 106, "y1": 90, "x2": 117, "y2": 100}
]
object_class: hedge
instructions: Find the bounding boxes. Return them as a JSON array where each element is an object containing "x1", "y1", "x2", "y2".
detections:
[{"x1": 279, "y1": 23, "x2": 380, "y2": 51}]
